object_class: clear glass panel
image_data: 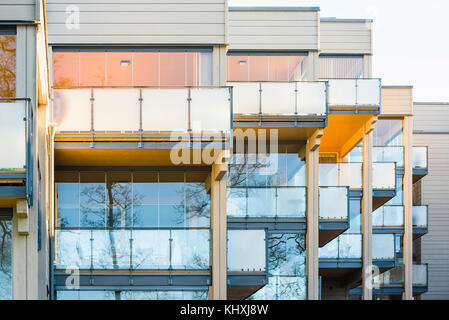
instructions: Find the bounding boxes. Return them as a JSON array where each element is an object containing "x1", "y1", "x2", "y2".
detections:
[
  {"x1": 55, "y1": 230, "x2": 92, "y2": 269},
  {"x1": 319, "y1": 187, "x2": 348, "y2": 220},
  {"x1": 247, "y1": 188, "x2": 276, "y2": 218},
  {"x1": 93, "y1": 89, "x2": 140, "y2": 131},
  {"x1": 268, "y1": 233, "x2": 306, "y2": 277},
  {"x1": 226, "y1": 188, "x2": 246, "y2": 218},
  {"x1": 318, "y1": 237, "x2": 339, "y2": 259},
  {"x1": 318, "y1": 56, "x2": 363, "y2": 79},
  {"x1": 132, "y1": 172, "x2": 158, "y2": 227},
  {"x1": 0, "y1": 220, "x2": 12, "y2": 300},
  {"x1": 413, "y1": 147, "x2": 428, "y2": 168},
  {"x1": 0, "y1": 102, "x2": 26, "y2": 169},
  {"x1": 185, "y1": 182, "x2": 211, "y2": 228},
  {"x1": 339, "y1": 234, "x2": 362, "y2": 259},
  {"x1": 158, "y1": 174, "x2": 185, "y2": 228},
  {"x1": 413, "y1": 206, "x2": 428, "y2": 227},
  {"x1": 80, "y1": 172, "x2": 106, "y2": 227},
  {"x1": 106, "y1": 172, "x2": 132, "y2": 228},
  {"x1": 171, "y1": 229, "x2": 210, "y2": 269},
  {"x1": 385, "y1": 175, "x2": 403, "y2": 206},
  {"x1": 141, "y1": 88, "x2": 188, "y2": 131},
  {"x1": 190, "y1": 88, "x2": 231, "y2": 132},
  {"x1": 372, "y1": 234, "x2": 395, "y2": 260},
  {"x1": 372, "y1": 162, "x2": 396, "y2": 189},
  {"x1": 227, "y1": 230, "x2": 266, "y2": 271},
  {"x1": 132, "y1": 229, "x2": 170, "y2": 269},
  {"x1": 249, "y1": 276, "x2": 306, "y2": 300},
  {"x1": 91, "y1": 230, "x2": 131, "y2": 269}
]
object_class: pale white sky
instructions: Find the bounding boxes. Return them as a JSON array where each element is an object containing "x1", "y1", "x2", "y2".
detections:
[{"x1": 229, "y1": 0, "x2": 449, "y2": 102}]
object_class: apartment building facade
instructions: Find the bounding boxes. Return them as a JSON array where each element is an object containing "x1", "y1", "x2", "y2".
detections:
[{"x1": 0, "y1": 0, "x2": 439, "y2": 300}]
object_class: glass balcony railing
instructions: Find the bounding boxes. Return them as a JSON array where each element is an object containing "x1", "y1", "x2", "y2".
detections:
[
  {"x1": 327, "y1": 79, "x2": 381, "y2": 107},
  {"x1": 55, "y1": 229, "x2": 211, "y2": 270},
  {"x1": 373, "y1": 234, "x2": 396, "y2": 261},
  {"x1": 229, "y1": 81, "x2": 327, "y2": 116},
  {"x1": 319, "y1": 187, "x2": 349, "y2": 220},
  {"x1": 373, "y1": 206, "x2": 404, "y2": 228},
  {"x1": 319, "y1": 163, "x2": 362, "y2": 189},
  {"x1": 227, "y1": 230, "x2": 266, "y2": 272},
  {"x1": 413, "y1": 264, "x2": 428, "y2": 287},
  {"x1": 52, "y1": 87, "x2": 232, "y2": 133},
  {"x1": 227, "y1": 186, "x2": 306, "y2": 219},
  {"x1": 319, "y1": 234, "x2": 362, "y2": 259},
  {"x1": 413, "y1": 146, "x2": 428, "y2": 169},
  {"x1": 413, "y1": 206, "x2": 428, "y2": 228},
  {"x1": 373, "y1": 162, "x2": 396, "y2": 190},
  {"x1": 0, "y1": 99, "x2": 29, "y2": 171},
  {"x1": 373, "y1": 146, "x2": 404, "y2": 167}
]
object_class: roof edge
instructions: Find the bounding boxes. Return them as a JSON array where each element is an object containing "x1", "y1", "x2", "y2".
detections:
[{"x1": 229, "y1": 6, "x2": 320, "y2": 12}]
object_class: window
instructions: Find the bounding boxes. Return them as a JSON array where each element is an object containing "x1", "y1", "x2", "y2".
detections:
[
  {"x1": 0, "y1": 218, "x2": 12, "y2": 300},
  {"x1": 227, "y1": 53, "x2": 308, "y2": 82},
  {"x1": 373, "y1": 119, "x2": 403, "y2": 147},
  {"x1": 0, "y1": 27, "x2": 16, "y2": 98},
  {"x1": 319, "y1": 56, "x2": 364, "y2": 79},
  {"x1": 53, "y1": 49, "x2": 213, "y2": 87}
]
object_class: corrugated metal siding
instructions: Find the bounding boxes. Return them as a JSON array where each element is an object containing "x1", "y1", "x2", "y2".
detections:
[
  {"x1": 320, "y1": 20, "x2": 372, "y2": 55},
  {"x1": 46, "y1": 0, "x2": 226, "y2": 45},
  {"x1": 414, "y1": 103, "x2": 449, "y2": 299},
  {"x1": 381, "y1": 87, "x2": 413, "y2": 115},
  {"x1": 0, "y1": 0, "x2": 36, "y2": 21},
  {"x1": 228, "y1": 9, "x2": 319, "y2": 51}
]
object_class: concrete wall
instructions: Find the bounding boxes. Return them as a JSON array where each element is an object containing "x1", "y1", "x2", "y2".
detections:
[{"x1": 413, "y1": 102, "x2": 449, "y2": 300}]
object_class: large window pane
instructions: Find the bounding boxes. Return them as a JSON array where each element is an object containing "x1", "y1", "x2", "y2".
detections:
[
  {"x1": 319, "y1": 56, "x2": 364, "y2": 79},
  {"x1": 56, "y1": 172, "x2": 79, "y2": 228},
  {"x1": 373, "y1": 119, "x2": 403, "y2": 146},
  {"x1": 133, "y1": 52, "x2": 159, "y2": 86},
  {"x1": 106, "y1": 172, "x2": 132, "y2": 228},
  {"x1": 79, "y1": 52, "x2": 106, "y2": 86},
  {"x1": 0, "y1": 219, "x2": 12, "y2": 300},
  {"x1": 80, "y1": 172, "x2": 106, "y2": 227},
  {"x1": 0, "y1": 34, "x2": 16, "y2": 98},
  {"x1": 132, "y1": 172, "x2": 158, "y2": 227},
  {"x1": 53, "y1": 52, "x2": 78, "y2": 87},
  {"x1": 106, "y1": 52, "x2": 132, "y2": 86}
]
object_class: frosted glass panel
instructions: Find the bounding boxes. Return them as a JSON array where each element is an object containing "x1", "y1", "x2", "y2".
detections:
[
  {"x1": 190, "y1": 88, "x2": 230, "y2": 132},
  {"x1": 339, "y1": 163, "x2": 362, "y2": 189},
  {"x1": 319, "y1": 187, "x2": 348, "y2": 220},
  {"x1": 230, "y1": 82, "x2": 260, "y2": 114},
  {"x1": 413, "y1": 147, "x2": 428, "y2": 168},
  {"x1": 53, "y1": 89, "x2": 92, "y2": 131},
  {"x1": 413, "y1": 264, "x2": 427, "y2": 286},
  {"x1": 297, "y1": 82, "x2": 326, "y2": 115},
  {"x1": 373, "y1": 206, "x2": 404, "y2": 227},
  {"x1": 261, "y1": 82, "x2": 295, "y2": 114},
  {"x1": 413, "y1": 206, "x2": 428, "y2": 227},
  {"x1": 339, "y1": 234, "x2": 362, "y2": 259},
  {"x1": 319, "y1": 164, "x2": 338, "y2": 186},
  {"x1": 0, "y1": 102, "x2": 26, "y2": 169},
  {"x1": 372, "y1": 234, "x2": 395, "y2": 260},
  {"x1": 373, "y1": 162, "x2": 396, "y2": 189},
  {"x1": 357, "y1": 79, "x2": 381, "y2": 105},
  {"x1": 91, "y1": 230, "x2": 131, "y2": 269},
  {"x1": 141, "y1": 89, "x2": 188, "y2": 131},
  {"x1": 228, "y1": 230, "x2": 266, "y2": 271},
  {"x1": 55, "y1": 230, "x2": 92, "y2": 269},
  {"x1": 93, "y1": 89, "x2": 140, "y2": 131},
  {"x1": 328, "y1": 79, "x2": 357, "y2": 106},
  {"x1": 277, "y1": 187, "x2": 306, "y2": 218}
]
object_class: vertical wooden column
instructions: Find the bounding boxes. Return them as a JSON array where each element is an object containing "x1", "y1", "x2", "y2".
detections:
[
  {"x1": 403, "y1": 116, "x2": 414, "y2": 300},
  {"x1": 210, "y1": 158, "x2": 227, "y2": 300},
  {"x1": 306, "y1": 129, "x2": 322, "y2": 300},
  {"x1": 306, "y1": 51, "x2": 319, "y2": 81},
  {"x1": 362, "y1": 118, "x2": 376, "y2": 300}
]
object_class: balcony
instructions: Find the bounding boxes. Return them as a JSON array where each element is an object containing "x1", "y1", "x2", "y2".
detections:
[
  {"x1": 413, "y1": 205, "x2": 428, "y2": 239},
  {"x1": 372, "y1": 233, "x2": 396, "y2": 270},
  {"x1": 349, "y1": 264, "x2": 428, "y2": 296},
  {"x1": 373, "y1": 205, "x2": 404, "y2": 234},
  {"x1": 227, "y1": 229, "x2": 267, "y2": 300},
  {"x1": 413, "y1": 146, "x2": 428, "y2": 183},
  {"x1": 319, "y1": 186, "x2": 350, "y2": 246},
  {"x1": 54, "y1": 228, "x2": 211, "y2": 289},
  {"x1": 327, "y1": 79, "x2": 382, "y2": 114},
  {"x1": 373, "y1": 146, "x2": 403, "y2": 167},
  {"x1": 372, "y1": 162, "x2": 397, "y2": 210},
  {"x1": 229, "y1": 81, "x2": 327, "y2": 128},
  {"x1": 227, "y1": 186, "x2": 306, "y2": 231},
  {"x1": 0, "y1": 99, "x2": 33, "y2": 205}
]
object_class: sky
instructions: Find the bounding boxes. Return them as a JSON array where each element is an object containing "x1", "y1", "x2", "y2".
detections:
[{"x1": 229, "y1": 0, "x2": 449, "y2": 102}]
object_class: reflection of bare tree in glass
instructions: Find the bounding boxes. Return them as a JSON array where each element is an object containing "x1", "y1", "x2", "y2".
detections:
[
  {"x1": 0, "y1": 220, "x2": 12, "y2": 299},
  {"x1": 0, "y1": 35, "x2": 16, "y2": 98}
]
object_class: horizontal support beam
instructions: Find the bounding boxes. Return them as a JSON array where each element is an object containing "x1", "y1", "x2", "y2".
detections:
[{"x1": 0, "y1": 186, "x2": 26, "y2": 198}]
